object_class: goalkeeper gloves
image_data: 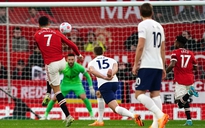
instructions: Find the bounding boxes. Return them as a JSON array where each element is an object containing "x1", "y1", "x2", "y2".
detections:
[{"x1": 89, "y1": 86, "x2": 95, "y2": 97}]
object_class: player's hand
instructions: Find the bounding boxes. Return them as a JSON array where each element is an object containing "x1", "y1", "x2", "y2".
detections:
[
  {"x1": 77, "y1": 54, "x2": 84, "y2": 61},
  {"x1": 132, "y1": 63, "x2": 140, "y2": 76},
  {"x1": 103, "y1": 69, "x2": 113, "y2": 80},
  {"x1": 162, "y1": 69, "x2": 166, "y2": 80},
  {"x1": 89, "y1": 86, "x2": 95, "y2": 97},
  {"x1": 103, "y1": 75, "x2": 113, "y2": 80},
  {"x1": 107, "y1": 69, "x2": 113, "y2": 78}
]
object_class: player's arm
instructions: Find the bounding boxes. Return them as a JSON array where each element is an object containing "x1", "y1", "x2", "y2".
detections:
[
  {"x1": 132, "y1": 23, "x2": 145, "y2": 75},
  {"x1": 83, "y1": 71, "x2": 93, "y2": 87},
  {"x1": 77, "y1": 64, "x2": 93, "y2": 87},
  {"x1": 88, "y1": 66, "x2": 112, "y2": 80},
  {"x1": 59, "y1": 31, "x2": 81, "y2": 56},
  {"x1": 161, "y1": 41, "x2": 166, "y2": 70},
  {"x1": 112, "y1": 63, "x2": 118, "y2": 76},
  {"x1": 166, "y1": 60, "x2": 176, "y2": 73},
  {"x1": 133, "y1": 23, "x2": 145, "y2": 66},
  {"x1": 132, "y1": 37, "x2": 144, "y2": 75},
  {"x1": 81, "y1": 67, "x2": 95, "y2": 96},
  {"x1": 83, "y1": 70, "x2": 95, "y2": 96},
  {"x1": 134, "y1": 37, "x2": 145, "y2": 65},
  {"x1": 88, "y1": 66, "x2": 106, "y2": 79}
]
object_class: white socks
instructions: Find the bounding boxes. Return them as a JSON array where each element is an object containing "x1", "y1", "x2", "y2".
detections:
[
  {"x1": 137, "y1": 94, "x2": 164, "y2": 119},
  {"x1": 97, "y1": 98, "x2": 105, "y2": 122},
  {"x1": 151, "y1": 96, "x2": 162, "y2": 128},
  {"x1": 115, "y1": 106, "x2": 134, "y2": 118}
]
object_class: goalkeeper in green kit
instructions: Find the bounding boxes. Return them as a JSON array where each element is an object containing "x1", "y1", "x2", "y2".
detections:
[{"x1": 41, "y1": 53, "x2": 95, "y2": 120}]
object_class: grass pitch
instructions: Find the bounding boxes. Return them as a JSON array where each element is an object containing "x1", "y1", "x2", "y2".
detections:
[{"x1": 0, "y1": 120, "x2": 205, "y2": 128}]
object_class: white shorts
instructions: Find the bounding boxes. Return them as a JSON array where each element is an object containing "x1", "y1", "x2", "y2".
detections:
[
  {"x1": 45, "y1": 58, "x2": 66, "y2": 86},
  {"x1": 174, "y1": 82, "x2": 193, "y2": 100}
]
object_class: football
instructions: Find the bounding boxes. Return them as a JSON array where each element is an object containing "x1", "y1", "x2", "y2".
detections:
[
  {"x1": 107, "y1": 69, "x2": 112, "y2": 78},
  {"x1": 59, "y1": 22, "x2": 72, "y2": 34}
]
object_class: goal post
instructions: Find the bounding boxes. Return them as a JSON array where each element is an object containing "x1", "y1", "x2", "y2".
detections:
[
  {"x1": 0, "y1": 1, "x2": 205, "y2": 7},
  {"x1": 0, "y1": 1, "x2": 205, "y2": 121}
]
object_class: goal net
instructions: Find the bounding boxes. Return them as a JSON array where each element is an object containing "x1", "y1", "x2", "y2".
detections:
[{"x1": 0, "y1": 1, "x2": 205, "y2": 121}]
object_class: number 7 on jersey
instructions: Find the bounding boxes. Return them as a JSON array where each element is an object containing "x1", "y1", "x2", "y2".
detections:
[{"x1": 44, "y1": 34, "x2": 52, "y2": 46}]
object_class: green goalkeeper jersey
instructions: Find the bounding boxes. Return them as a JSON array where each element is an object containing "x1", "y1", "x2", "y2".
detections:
[{"x1": 60, "y1": 62, "x2": 93, "y2": 86}]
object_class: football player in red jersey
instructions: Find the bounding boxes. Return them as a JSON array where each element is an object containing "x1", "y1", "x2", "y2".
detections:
[
  {"x1": 34, "y1": 16, "x2": 83, "y2": 127},
  {"x1": 166, "y1": 35, "x2": 198, "y2": 126}
]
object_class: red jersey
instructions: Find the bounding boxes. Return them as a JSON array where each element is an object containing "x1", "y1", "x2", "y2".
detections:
[
  {"x1": 171, "y1": 48, "x2": 197, "y2": 85},
  {"x1": 34, "y1": 28, "x2": 80, "y2": 65}
]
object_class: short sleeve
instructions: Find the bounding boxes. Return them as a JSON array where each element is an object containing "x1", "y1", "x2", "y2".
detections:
[
  {"x1": 170, "y1": 50, "x2": 177, "y2": 62},
  {"x1": 138, "y1": 23, "x2": 146, "y2": 38},
  {"x1": 113, "y1": 59, "x2": 117, "y2": 64}
]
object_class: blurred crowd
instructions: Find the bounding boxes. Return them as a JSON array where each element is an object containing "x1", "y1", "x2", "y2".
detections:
[{"x1": 0, "y1": 5, "x2": 205, "y2": 83}]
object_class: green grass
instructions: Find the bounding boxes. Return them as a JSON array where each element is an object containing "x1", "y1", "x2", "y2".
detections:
[{"x1": 0, "y1": 120, "x2": 205, "y2": 128}]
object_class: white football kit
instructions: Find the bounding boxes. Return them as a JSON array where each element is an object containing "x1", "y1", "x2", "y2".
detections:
[
  {"x1": 138, "y1": 19, "x2": 165, "y2": 69},
  {"x1": 88, "y1": 55, "x2": 118, "y2": 88}
]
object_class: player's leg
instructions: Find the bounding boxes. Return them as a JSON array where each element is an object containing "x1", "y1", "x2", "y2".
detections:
[
  {"x1": 183, "y1": 102, "x2": 193, "y2": 126},
  {"x1": 135, "y1": 69, "x2": 169, "y2": 128},
  {"x1": 89, "y1": 91, "x2": 105, "y2": 126},
  {"x1": 178, "y1": 85, "x2": 198, "y2": 108},
  {"x1": 42, "y1": 81, "x2": 52, "y2": 106},
  {"x1": 150, "y1": 93, "x2": 162, "y2": 128},
  {"x1": 175, "y1": 83, "x2": 190, "y2": 108},
  {"x1": 100, "y1": 82, "x2": 144, "y2": 126},
  {"x1": 47, "y1": 59, "x2": 74, "y2": 127},
  {"x1": 74, "y1": 85, "x2": 94, "y2": 118},
  {"x1": 41, "y1": 96, "x2": 57, "y2": 120},
  {"x1": 175, "y1": 84, "x2": 195, "y2": 126},
  {"x1": 42, "y1": 87, "x2": 70, "y2": 120}
]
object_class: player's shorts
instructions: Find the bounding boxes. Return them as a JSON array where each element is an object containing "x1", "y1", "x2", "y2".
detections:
[
  {"x1": 174, "y1": 82, "x2": 193, "y2": 100},
  {"x1": 60, "y1": 82, "x2": 85, "y2": 97},
  {"x1": 99, "y1": 82, "x2": 119, "y2": 104},
  {"x1": 135, "y1": 68, "x2": 162, "y2": 91},
  {"x1": 45, "y1": 58, "x2": 66, "y2": 86}
]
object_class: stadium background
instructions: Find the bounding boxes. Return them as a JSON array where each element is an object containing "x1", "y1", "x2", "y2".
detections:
[{"x1": 0, "y1": 0, "x2": 205, "y2": 121}]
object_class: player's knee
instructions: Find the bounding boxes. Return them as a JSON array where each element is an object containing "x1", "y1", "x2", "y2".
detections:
[
  {"x1": 51, "y1": 85, "x2": 60, "y2": 93},
  {"x1": 176, "y1": 100, "x2": 185, "y2": 109},
  {"x1": 80, "y1": 94, "x2": 86, "y2": 100},
  {"x1": 177, "y1": 103, "x2": 184, "y2": 108},
  {"x1": 52, "y1": 96, "x2": 57, "y2": 101},
  {"x1": 96, "y1": 91, "x2": 101, "y2": 98}
]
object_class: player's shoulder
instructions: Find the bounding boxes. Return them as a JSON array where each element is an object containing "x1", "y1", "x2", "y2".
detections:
[
  {"x1": 172, "y1": 49, "x2": 179, "y2": 53},
  {"x1": 138, "y1": 20, "x2": 149, "y2": 28},
  {"x1": 88, "y1": 59, "x2": 96, "y2": 66},
  {"x1": 170, "y1": 49, "x2": 179, "y2": 57},
  {"x1": 75, "y1": 62, "x2": 84, "y2": 67},
  {"x1": 186, "y1": 49, "x2": 194, "y2": 54},
  {"x1": 106, "y1": 56, "x2": 117, "y2": 63},
  {"x1": 34, "y1": 29, "x2": 41, "y2": 36}
]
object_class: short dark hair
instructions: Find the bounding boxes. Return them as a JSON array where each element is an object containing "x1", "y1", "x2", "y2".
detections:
[
  {"x1": 176, "y1": 35, "x2": 187, "y2": 45},
  {"x1": 140, "y1": 3, "x2": 153, "y2": 18},
  {"x1": 67, "y1": 53, "x2": 75, "y2": 57},
  {"x1": 94, "y1": 46, "x2": 103, "y2": 55},
  {"x1": 38, "y1": 16, "x2": 49, "y2": 26},
  {"x1": 13, "y1": 26, "x2": 21, "y2": 32}
]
